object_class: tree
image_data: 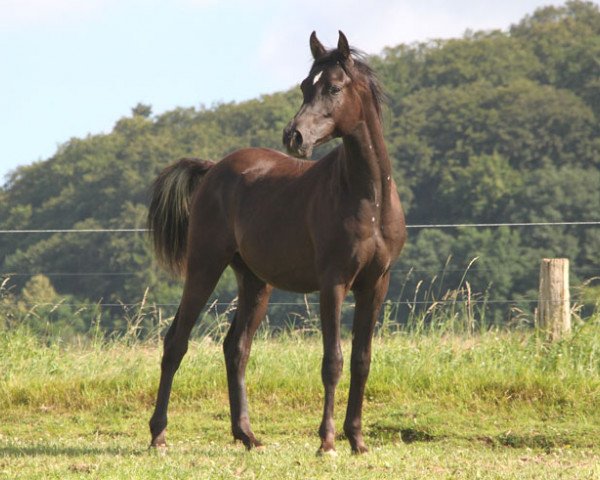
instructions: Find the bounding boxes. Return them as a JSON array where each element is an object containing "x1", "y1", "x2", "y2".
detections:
[{"x1": 1, "y1": 2, "x2": 599, "y2": 332}]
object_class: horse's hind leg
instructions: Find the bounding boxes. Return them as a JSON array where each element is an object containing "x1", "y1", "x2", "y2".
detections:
[
  {"x1": 149, "y1": 250, "x2": 230, "y2": 447},
  {"x1": 223, "y1": 255, "x2": 272, "y2": 449}
]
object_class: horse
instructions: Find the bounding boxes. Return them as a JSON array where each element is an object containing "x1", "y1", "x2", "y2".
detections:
[{"x1": 148, "y1": 31, "x2": 406, "y2": 455}]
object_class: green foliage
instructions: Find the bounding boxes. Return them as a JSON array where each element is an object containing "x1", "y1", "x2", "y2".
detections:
[
  {"x1": 1, "y1": 1, "x2": 599, "y2": 332},
  {"x1": 0, "y1": 274, "x2": 88, "y2": 339}
]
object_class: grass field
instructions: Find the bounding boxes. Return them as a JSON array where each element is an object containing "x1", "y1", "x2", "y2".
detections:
[{"x1": 1, "y1": 317, "x2": 599, "y2": 479}]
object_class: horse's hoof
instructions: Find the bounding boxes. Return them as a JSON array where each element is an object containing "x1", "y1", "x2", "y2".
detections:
[
  {"x1": 150, "y1": 429, "x2": 167, "y2": 448},
  {"x1": 351, "y1": 444, "x2": 369, "y2": 455},
  {"x1": 244, "y1": 439, "x2": 264, "y2": 451},
  {"x1": 316, "y1": 447, "x2": 338, "y2": 457},
  {"x1": 234, "y1": 433, "x2": 263, "y2": 451}
]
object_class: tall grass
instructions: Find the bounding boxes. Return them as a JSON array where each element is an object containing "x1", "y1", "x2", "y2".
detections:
[
  {"x1": 2, "y1": 301, "x2": 599, "y2": 480},
  {"x1": 2, "y1": 274, "x2": 600, "y2": 479},
  {"x1": 2, "y1": 262, "x2": 599, "y2": 419},
  {"x1": 2, "y1": 308, "x2": 599, "y2": 415},
  {"x1": 3, "y1": 255, "x2": 597, "y2": 343}
]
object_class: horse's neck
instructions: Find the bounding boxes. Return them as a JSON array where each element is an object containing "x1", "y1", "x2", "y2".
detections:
[{"x1": 341, "y1": 105, "x2": 392, "y2": 209}]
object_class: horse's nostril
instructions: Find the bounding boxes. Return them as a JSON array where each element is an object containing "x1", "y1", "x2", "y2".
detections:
[
  {"x1": 283, "y1": 126, "x2": 304, "y2": 153},
  {"x1": 293, "y1": 130, "x2": 303, "y2": 148}
]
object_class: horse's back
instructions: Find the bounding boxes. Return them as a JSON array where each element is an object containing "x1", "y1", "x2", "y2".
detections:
[{"x1": 218, "y1": 147, "x2": 308, "y2": 177}]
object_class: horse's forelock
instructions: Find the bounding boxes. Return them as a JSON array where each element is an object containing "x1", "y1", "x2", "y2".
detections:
[{"x1": 310, "y1": 47, "x2": 386, "y2": 116}]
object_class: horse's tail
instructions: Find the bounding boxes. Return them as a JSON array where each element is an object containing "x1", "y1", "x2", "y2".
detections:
[{"x1": 148, "y1": 158, "x2": 215, "y2": 277}]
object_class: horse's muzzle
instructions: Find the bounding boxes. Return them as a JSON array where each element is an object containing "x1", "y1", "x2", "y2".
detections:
[{"x1": 283, "y1": 125, "x2": 310, "y2": 158}]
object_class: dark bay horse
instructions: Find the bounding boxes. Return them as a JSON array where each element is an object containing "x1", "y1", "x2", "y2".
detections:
[{"x1": 148, "y1": 31, "x2": 406, "y2": 454}]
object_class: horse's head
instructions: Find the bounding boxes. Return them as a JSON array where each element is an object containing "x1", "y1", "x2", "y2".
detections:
[{"x1": 283, "y1": 31, "x2": 381, "y2": 159}]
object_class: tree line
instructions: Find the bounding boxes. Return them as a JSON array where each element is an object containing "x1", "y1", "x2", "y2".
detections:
[{"x1": 1, "y1": 1, "x2": 599, "y2": 336}]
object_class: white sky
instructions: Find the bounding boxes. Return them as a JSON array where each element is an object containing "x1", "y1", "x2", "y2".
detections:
[{"x1": 0, "y1": 0, "x2": 560, "y2": 181}]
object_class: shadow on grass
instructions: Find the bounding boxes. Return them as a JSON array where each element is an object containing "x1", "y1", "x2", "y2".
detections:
[
  {"x1": 479, "y1": 432, "x2": 590, "y2": 451},
  {"x1": 368, "y1": 424, "x2": 592, "y2": 450},
  {"x1": 0, "y1": 443, "x2": 147, "y2": 457},
  {"x1": 368, "y1": 423, "x2": 438, "y2": 444}
]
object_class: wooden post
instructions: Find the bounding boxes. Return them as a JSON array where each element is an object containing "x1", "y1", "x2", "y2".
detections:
[{"x1": 538, "y1": 258, "x2": 571, "y2": 341}]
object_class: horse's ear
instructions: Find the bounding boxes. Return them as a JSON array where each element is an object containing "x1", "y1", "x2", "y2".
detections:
[
  {"x1": 337, "y1": 31, "x2": 352, "y2": 62},
  {"x1": 310, "y1": 31, "x2": 326, "y2": 60}
]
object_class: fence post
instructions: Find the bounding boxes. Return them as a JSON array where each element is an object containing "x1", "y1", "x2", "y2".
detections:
[{"x1": 537, "y1": 258, "x2": 571, "y2": 341}]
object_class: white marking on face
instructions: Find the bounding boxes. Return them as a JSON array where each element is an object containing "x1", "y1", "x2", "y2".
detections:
[{"x1": 313, "y1": 71, "x2": 323, "y2": 85}]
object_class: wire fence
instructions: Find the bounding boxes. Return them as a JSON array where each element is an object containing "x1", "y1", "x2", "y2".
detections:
[
  {"x1": 1, "y1": 220, "x2": 599, "y2": 313},
  {"x1": 11, "y1": 299, "x2": 547, "y2": 309},
  {"x1": 1, "y1": 220, "x2": 599, "y2": 234},
  {"x1": 2, "y1": 266, "x2": 600, "y2": 277}
]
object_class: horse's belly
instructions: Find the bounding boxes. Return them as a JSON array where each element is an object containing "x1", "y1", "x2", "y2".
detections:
[
  {"x1": 237, "y1": 240, "x2": 319, "y2": 293},
  {"x1": 266, "y1": 270, "x2": 320, "y2": 293},
  {"x1": 242, "y1": 255, "x2": 319, "y2": 293}
]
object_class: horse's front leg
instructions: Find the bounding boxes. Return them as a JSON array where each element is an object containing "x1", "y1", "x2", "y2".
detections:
[
  {"x1": 344, "y1": 272, "x2": 390, "y2": 453},
  {"x1": 317, "y1": 283, "x2": 347, "y2": 454}
]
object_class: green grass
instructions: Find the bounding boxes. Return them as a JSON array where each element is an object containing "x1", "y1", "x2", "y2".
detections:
[{"x1": 1, "y1": 318, "x2": 600, "y2": 479}]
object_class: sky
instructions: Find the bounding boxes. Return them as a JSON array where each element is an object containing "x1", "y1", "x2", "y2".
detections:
[{"x1": 1, "y1": 0, "x2": 560, "y2": 181}]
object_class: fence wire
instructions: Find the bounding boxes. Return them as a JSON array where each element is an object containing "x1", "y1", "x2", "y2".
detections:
[
  {"x1": 1, "y1": 220, "x2": 600, "y2": 234},
  {"x1": 1, "y1": 220, "x2": 598, "y2": 312}
]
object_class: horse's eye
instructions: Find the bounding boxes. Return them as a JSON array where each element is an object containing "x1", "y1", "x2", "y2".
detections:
[{"x1": 328, "y1": 85, "x2": 342, "y2": 95}]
